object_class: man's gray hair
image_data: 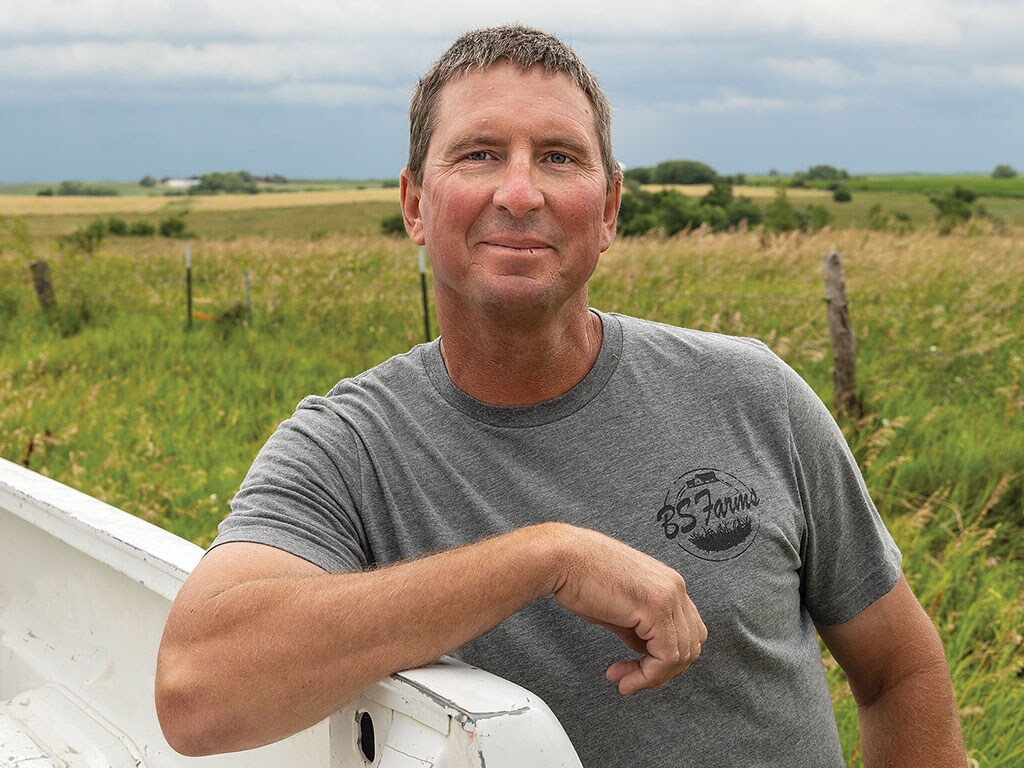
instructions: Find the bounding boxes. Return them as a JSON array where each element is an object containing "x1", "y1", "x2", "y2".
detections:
[{"x1": 407, "y1": 25, "x2": 617, "y2": 190}]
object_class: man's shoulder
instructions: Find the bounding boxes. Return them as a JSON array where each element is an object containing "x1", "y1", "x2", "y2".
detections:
[
  {"x1": 285, "y1": 342, "x2": 436, "y2": 430},
  {"x1": 610, "y1": 311, "x2": 780, "y2": 365},
  {"x1": 322, "y1": 342, "x2": 434, "y2": 399}
]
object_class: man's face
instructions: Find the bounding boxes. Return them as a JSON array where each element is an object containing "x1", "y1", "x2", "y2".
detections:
[{"x1": 400, "y1": 61, "x2": 621, "y2": 320}]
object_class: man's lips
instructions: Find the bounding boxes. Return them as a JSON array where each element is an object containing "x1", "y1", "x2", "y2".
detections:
[{"x1": 479, "y1": 238, "x2": 552, "y2": 253}]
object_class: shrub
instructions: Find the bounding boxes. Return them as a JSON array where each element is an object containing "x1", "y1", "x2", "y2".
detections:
[
  {"x1": 832, "y1": 185, "x2": 852, "y2": 203},
  {"x1": 930, "y1": 194, "x2": 973, "y2": 234},
  {"x1": 139, "y1": 175, "x2": 158, "y2": 187},
  {"x1": 59, "y1": 219, "x2": 106, "y2": 254},
  {"x1": 701, "y1": 204, "x2": 729, "y2": 233},
  {"x1": 951, "y1": 185, "x2": 977, "y2": 203},
  {"x1": 159, "y1": 214, "x2": 191, "y2": 238},
  {"x1": 992, "y1": 164, "x2": 1017, "y2": 179},
  {"x1": 701, "y1": 181, "x2": 733, "y2": 209},
  {"x1": 654, "y1": 190, "x2": 706, "y2": 235},
  {"x1": 619, "y1": 212, "x2": 662, "y2": 237},
  {"x1": 805, "y1": 204, "x2": 833, "y2": 232},
  {"x1": 763, "y1": 189, "x2": 801, "y2": 233},
  {"x1": 56, "y1": 180, "x2": 119, "y2": 196},
  {"x1": 725, "y1": 198, "x2": 763, "y2": 229},
  {"x1": 128, "y1": 220, "x2": 156, "y2": 236},
  {"x1": 868, "y1": 203, "x2": 914, "y2": 234},
  {"x1": 106, "y1": 216, "x2": 128, "y2": 236},
  {"x1": 380, "y1": 213, "x2": 407, "y2": 237}
]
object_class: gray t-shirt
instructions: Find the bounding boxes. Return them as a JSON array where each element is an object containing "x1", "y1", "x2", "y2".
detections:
[{"x1": 215, "y1": 310, "x2": 901, "y2": 767}]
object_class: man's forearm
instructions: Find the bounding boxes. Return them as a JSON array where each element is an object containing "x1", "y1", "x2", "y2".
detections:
[
  {"x1": 157, "y1": 521, "x2": 705, "y2": 756},
  {"x1": 157, "y1": 524, "x2": 565, "y2": 755},
  {"x1": 857, "y1": 654, "x2": 967, "y2": 767}
]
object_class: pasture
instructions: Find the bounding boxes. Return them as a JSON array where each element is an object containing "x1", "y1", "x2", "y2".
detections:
[{"x1": 1, "y1": 193, "x2": 1022, "y2": 767}]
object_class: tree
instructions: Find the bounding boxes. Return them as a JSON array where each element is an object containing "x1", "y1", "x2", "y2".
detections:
[
  {"x1": 725, "y1": 198, "x2": 763, "y2": 229},
  {"x1": 992, "y1": 164, "x2": 1017, "y2": 179},
  {"x1": 140, "y1": 175, "x2": 158, "y2": 187},
  {"x1": 701, "y1": 181, "x2": 733, "y2": 209},
  {"x1": 652, "y1": 160, "x2": 718, "y2": 185},
  {"x1": 190, "y1": 171, "x2": 259, "y2": 195},
  {"x1": 805, "y1": 164, "x2": 849, "y2": 182},
  {"x1": 652, "y1": 190, "x2": 706, "y2": 235},
  {"x1": 622, "y1": 166, "x2": 653, "y2": 185},
  {"x1": 763, "y1": 189, "x2": 801, "y2": 233}
]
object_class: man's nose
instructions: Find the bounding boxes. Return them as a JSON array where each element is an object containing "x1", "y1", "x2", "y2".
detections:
[{"x1": 492, "y1": 156, "x2": 544, "y2": 218}]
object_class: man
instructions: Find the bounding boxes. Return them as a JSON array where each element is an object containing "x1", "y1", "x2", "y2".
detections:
[{"x1": 156, "y1": 25, "x2": 966, "y2": 767}]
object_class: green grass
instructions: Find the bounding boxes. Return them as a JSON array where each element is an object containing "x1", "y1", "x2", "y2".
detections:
[
  {"x1": 746, "y1": 173, "x2": 1024, "y2": 199},
  {"x1": 1, "y1": 210, "x2": 1021, "y2": 766},
  {"x1": 0, "y1": 178, "x2": 399, "y2": 197},
  {"x1": 14, "y1": 200, "x2": 402, "y2": 241}
]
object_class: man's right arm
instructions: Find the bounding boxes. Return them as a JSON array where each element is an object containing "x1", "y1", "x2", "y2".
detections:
[{"x1": 155, "y1": 522, "x2": 706, "y2": 757}]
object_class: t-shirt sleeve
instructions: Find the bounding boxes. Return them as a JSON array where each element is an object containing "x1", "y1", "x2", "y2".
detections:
[
  {"x1": 782, "y1": 364, "x2": 902, "y2": 626},
  {"x1": 211, "y1": 395, "x2": 369, "y2": 572}
]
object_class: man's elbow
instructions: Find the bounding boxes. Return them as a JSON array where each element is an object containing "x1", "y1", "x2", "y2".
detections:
[{"x1": 155, "y1": 651, "x2": 231, "y2": 757}]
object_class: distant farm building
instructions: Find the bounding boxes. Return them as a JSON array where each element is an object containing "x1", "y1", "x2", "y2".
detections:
[{"x1": 162, "y1": 178, "x2": 200, "y2": 190}]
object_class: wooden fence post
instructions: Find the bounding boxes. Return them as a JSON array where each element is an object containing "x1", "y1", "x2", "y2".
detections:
[
  {"x1": 29, "y1": 261, "x2": 56, "y2": 312},
  {"x1": 419, "y1": 246, "x2": 432, "y2": 343},
  {"x1": 823, "y1": 250, "x2": 861, "y2": 418}
]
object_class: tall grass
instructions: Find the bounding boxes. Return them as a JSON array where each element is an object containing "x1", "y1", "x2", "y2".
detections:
[{"x1": 1, "y1": 222, "x2": 1021, "y2": 766}]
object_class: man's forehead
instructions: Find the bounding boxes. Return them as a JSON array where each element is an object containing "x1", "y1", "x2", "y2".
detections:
[{"x1": 435, "y1": 60, "x2": 590, "y2": 109}]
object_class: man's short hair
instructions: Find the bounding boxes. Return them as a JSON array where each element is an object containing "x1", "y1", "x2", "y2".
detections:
[{"x1": 407, "y1": 25, "x2": 618, "y2": 190}]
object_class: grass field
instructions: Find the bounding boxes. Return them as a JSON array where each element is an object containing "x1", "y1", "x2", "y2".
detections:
[
  {"x1": 746, "y1": 173, "x2": 1024, "y2": 198},
  {"x1": 1, "y1": 199, "x2": 1022, "y2": 766},
  {"x1": 648, "y1": 183, "x2": 1024, "y2": 228},
  {"x1": 0, "y1": 178, "x2": 398, "y2": 198},
  {"x1": 0, "y1": 187, "x2": 401, "y2": 216}
]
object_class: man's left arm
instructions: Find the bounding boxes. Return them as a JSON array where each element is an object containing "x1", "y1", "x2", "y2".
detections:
[{"x1": 816, "y1": 574, "x2": 967, "y2": 767}]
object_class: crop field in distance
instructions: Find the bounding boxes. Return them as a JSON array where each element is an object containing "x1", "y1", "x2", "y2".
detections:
[{"x1": 1, "y1": 185, "x2": 1022, "y2": 767}]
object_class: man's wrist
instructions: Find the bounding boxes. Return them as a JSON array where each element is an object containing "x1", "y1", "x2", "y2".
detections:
[{"x1": 519, "y1": 522, "x2": 579, "y2": 599}]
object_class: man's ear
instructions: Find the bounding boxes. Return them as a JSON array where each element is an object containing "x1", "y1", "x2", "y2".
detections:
[
  {"x1": 600, "y1": 170, "x2": 623, "y2": 252},
  {"x1": 400, "y1": 168, "x2": 426, "y2": 245}
]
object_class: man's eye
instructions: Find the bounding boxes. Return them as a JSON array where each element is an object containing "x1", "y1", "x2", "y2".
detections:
[
  {"x1": 466, "y1": 151, "x2": 490, "y2": 161},
  {"x1": 549, "y1": 153, "x2": 572, "y2": 165}
]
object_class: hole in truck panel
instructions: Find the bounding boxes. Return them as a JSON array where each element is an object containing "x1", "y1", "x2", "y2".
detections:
[{"x1": 358, "y1": 710, "x2": 375, "y2": 762}]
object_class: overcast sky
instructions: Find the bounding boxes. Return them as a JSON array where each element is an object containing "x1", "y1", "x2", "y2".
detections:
[{"x1": 3, "y1": 0, "x2": 1023, "y2": 182}]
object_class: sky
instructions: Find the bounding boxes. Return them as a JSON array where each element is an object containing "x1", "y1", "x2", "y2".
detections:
[{"x1": 2, "y1": 0, "x2": 1023, "y2": 182}]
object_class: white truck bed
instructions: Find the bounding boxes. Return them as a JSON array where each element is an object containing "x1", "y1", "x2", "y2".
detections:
[{"x1": 0, "y1": 457, "x2": 582, "y2": 767}]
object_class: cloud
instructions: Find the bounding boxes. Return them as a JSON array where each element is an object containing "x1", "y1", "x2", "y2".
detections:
[
  {"x1": 692, "y1": 94, "x2": 792, "y2": 114},
  {"x1": 760, "y1": 57, "x2": 863, "y2": 87},
  {"x1": 971, "y1": 64, "x2": 1024, "y2": 89},
  {"x1": 0, "y1": 40, "x2": 414, "y2": 106},
  {"x1": 4, "y1": 0, "x2": 1023, "y2": 48}
]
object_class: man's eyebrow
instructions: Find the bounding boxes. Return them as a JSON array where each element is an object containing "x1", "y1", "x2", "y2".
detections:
[
  {"x1": 536, "y1": 136, "x2": 595, "y2": 159},
  {"x1": 442, "y1": 134, "x2": 596, "y2": 158},
  {"x1": 443, "y1": 135, "x2": 500, "y2": 156}
]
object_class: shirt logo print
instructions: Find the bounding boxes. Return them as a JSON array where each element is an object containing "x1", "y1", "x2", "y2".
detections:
[{"x1": 656, "y1": 468, "x2": 760, "y2": 561}]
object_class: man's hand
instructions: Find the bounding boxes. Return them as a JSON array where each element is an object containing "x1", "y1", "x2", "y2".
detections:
[{"x1": 550, "y1": 526, "x2": 707, "y2": 695}]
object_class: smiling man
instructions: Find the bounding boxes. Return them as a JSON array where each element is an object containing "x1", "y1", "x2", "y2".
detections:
[{"x1": 155, "y1": 25, "x2": 966, "y2": 767}]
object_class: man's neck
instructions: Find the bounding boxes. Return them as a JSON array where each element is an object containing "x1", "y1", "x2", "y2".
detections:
[{"x1": 436, "y1": 299, "x2": 603, "y2": 407}]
